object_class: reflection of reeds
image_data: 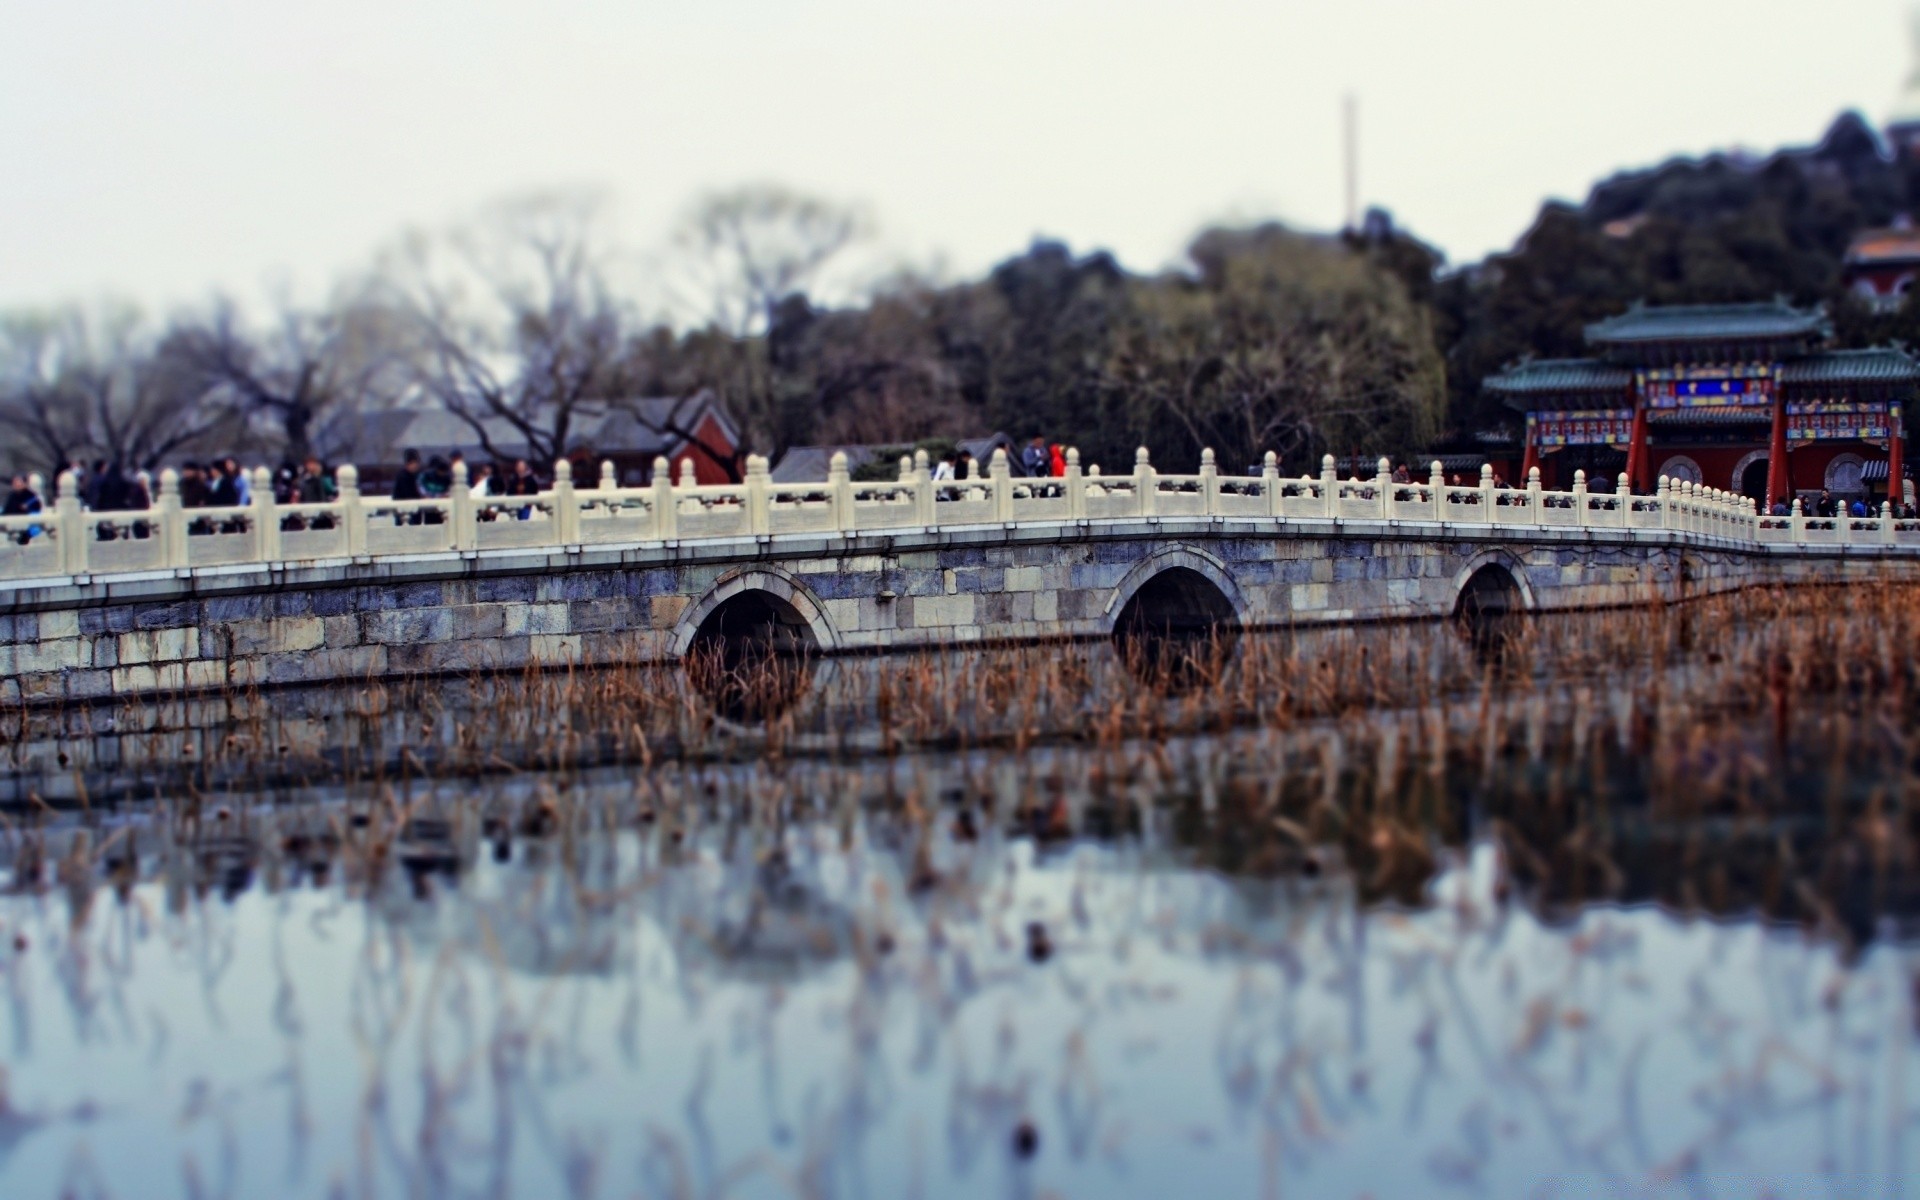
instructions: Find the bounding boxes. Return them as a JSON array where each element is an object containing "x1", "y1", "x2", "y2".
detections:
[{"x1": 4, "y1": 584, "x2": 1920, "y2": 945}]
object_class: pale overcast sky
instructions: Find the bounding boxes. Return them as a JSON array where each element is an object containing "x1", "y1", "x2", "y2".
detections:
[{"x1": 1, "y1": 0, "x2": 1914, "y2": 316}]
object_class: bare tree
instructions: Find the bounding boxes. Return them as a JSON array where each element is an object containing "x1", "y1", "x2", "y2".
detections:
[
  {"x1": 0, "y1": 304, "x2": 239, "y2": 477},
  {"x1": 386, "y1": 195, "x2": 744, "y2": 477},
  {"x1": 165, "y1": 292, "x2": 409, "y2": 463},
  {"x1": 672, "y1": 184, "x2": 872, "y2": 337},
  {"x1": 381, "y1": 195, "x2": 634, "y2": 468}
]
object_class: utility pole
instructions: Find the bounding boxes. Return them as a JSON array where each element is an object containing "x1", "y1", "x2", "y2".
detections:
[{"x1": 1343, "y1": 92, "x2": 1358, "y2": 232}]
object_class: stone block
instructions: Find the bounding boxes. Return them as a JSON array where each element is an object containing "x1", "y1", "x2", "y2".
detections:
[
  {"x1": 187, "y1": 660, "x2": 228, "y2": 689},
  {"x1": 1003, "y1": 566, "x2": 1045, "y2": 592},
  {"x1": 271, "y1": 617, "x2": 325, "y2": 654},
  {"x1": 823, "y1": 597, "x2": 863, "y2": 634},
  {"x1": 914, "y1": 594, "x2": 975, "y2": 627},
  {"x1": 530, "y1": 634, "x2": 583, "y2": 662},
  {"x1": 91, "y1": 639, "x2": 118, "y2": 669},
  {"x1": 476, "y1": 574, "x2": 538, "y2": 603},
  {"x1": 322, "y1": 615, "x2": 362, "y2": 647},
  {"x1": 111, "y1": 664, "x2": 158, "y2": 693},
  {"x1": 363, "y1": 609, "x2": 454, "y2": 645},
  {"x1": 134, "y1": 602, "x2": 196, "y2": 630},
  {"x1": 202, "y1": 595, "x2": 263, "y2": 622},
  {"x1": 39, "y1": 610, "x2": 79, "y2": 639},
  {"x1": 568, "y1": 598, "x2": 636, "y2": 632},
  {"x1": 650, "y1": 594, "x2": 691, "y2": 628},
  {"x1": 273, "y1": 590, "x2": 316, "y2": 617},
  {"x1": 66, "y1": 669, "x2": 113, "y2": 700},
  {"x1": 506, "y1": 603, "x2": 570, "y2": 636},
  {"x1": 1291, "y1": 583, "x2": 1329, "y2": 611},
  {"x1": 449, "y1": 603, "x2": 509, "y2": 640},
  {"x1": 956, "y1": 567, "x2": 1006, "y2": 594},
  {"x1": 310, "y1": 588, "x2": 361, "y2": 617},
  {"x1": 1034, "y1": 591, "x2": 1059, "y2": 623},
  {"x1": 18, "y1": 639, "x2": 85, "y2": 672}
]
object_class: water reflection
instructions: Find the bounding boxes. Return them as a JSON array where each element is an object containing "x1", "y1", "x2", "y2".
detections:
[{"x1": 5, "y1": 587, "x2": 1920, "y2": 1195}]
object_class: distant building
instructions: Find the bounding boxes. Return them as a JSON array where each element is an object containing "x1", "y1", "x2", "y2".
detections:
[
  {"x1": 1844, "y1": 221, "x2": 1920, "y2": 312},
  {"x1": 318, "y1": 393, "x2": 740, "y2": 489},
  {"x1": 1486, "y1": 301, "x2": 1917, "y2": 508}
]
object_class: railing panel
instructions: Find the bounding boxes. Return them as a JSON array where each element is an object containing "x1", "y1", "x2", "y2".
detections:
[
  {"x1": 0, "y1": 515, "x2": 61, "y2": 578},
  {"x1": 933, "y1": 485, "x2": 997, "y2": 525},
  {"x1": 1214, "y1": 483, "x2": 1268, "y2": 519},
  {"x1": 576, "y1": 495, "x2": 659, "y2": 545},
  {"x1": 88, "y1": 521, "x2": 167, "y2": 573},
  {"x1": 281, "y1": 527, "x2": 347, "y2": 561},
  {"x1": 1078, "y1": 482, "x2": 1136, "y2": 521},
  {"x1": 1153, "y1": 486, "x2": 1208, "y2": 519},
  {"x1": 1277, "y1": 484, "x2": 1326, "y2": 520}
]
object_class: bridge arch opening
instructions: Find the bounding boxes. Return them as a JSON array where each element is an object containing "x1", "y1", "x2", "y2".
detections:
[
  {"x1": 684, "y1": 589, "x2": 817, "y2": 722},
  {"x1": 1453, "y1": 563, "x2": 1527, "y2": 662},
  {"x1": 1112, "y1": 566, "x2": 1240, "y2": 690}
]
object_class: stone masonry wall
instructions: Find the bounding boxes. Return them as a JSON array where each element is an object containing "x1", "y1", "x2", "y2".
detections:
[{"x1": 2, "y1": 519, "x2": 1915, "y2": 705}]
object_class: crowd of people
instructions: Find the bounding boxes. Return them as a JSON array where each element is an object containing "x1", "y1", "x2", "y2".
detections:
[{"x1": 0, "y1": 449, "x2": 561, "y2": 544}]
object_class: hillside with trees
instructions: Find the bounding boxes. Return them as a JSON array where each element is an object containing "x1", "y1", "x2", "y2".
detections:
[{"x1": 7, "y1": 113, "x2": 1920, "y2": 481}]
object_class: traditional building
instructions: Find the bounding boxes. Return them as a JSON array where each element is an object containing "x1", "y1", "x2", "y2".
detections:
[
  {"x1": 1844, "y1": 222, "x2": 1920, "y2": 312},
  {"x1": 1486, "y1": 302, "x2": 1917, "y2": 508}
]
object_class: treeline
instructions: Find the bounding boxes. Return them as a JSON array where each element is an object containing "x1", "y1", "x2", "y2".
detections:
[{"x1": 8, "y1": 112, "x2": 1920, "y2": 485}]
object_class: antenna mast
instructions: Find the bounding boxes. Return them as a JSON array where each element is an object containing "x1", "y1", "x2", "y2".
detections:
[{"x1": 1343, "y1": 92, "x2": 1358, "y2": 232}]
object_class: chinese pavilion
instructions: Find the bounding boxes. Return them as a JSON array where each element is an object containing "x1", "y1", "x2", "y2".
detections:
[{"x1": 1484, "y1": 301, "x2": 1919, "y2": 508}]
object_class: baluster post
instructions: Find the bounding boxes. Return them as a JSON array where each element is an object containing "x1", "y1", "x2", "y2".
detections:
[
  {"x1": 1263, "y1": 451, "x2": 1281, "y2": 519},
  {"x1": 450, "y1": 461, "x2": 476, "y2": 551},
  {"x1": 156, "y1": 468, "x2": 186, "y2": 568},
  {"x1": 1200, "y1": 447, "x2": 1219, "y2": 516},
  {"x1": 1321, "y1": 455, "x2": 1338, "y2": 518},
  {"x1": 1066, "y1": 447, "x2": 1086, "y2": 520},
  {"x1": 55, "y1": 469, "x2": 87, "y2": 575},
  {"x1": 652, "y1": 456, "x2": 676, "y2": 540},
  {"x1": 1657, "y1": 476, "x2": 1672, "y2": 530},
  {"x1": 1135, "y1": 448, "x2": 1156, "y2": 518},
  {"x1": 913, "y1": 449, "x2": 934, "y2": 526},
  {"x1": 746, "y1": 454, "x2": 771, "y2": 535},
  {"x1": 1478, "y1": 464, "x2": 1494, "y2": 522},
  {"x1": 552, "y1": 459, "x2": 579, "y2": 545},
  {"x1": 991, "y1": 448, "x2": 1014, "y2": 522},
  {"x1": 1790, "y1": 496, "x2": 1804, "y2": 543},
  {"x1": 1428, "y1": 460, "x2": 1444, "y2": 523},
  {"x1": 1573, "y1": 469, "x2": 1588, "y2": 527},
  {"x1": 1526, "y1": 465, "x2": 1541, "y2": 525},
  {"x1": 252, "y1": 466, "x2": 280, "y2": 562},
  {"x1": 829, "y1": 451, "x2": 853, "y2": 532},
  {"x1": 1883, "y1": 500, "x2": 1897, "y2": 545},
  {"x1": 337, "y1": 464, "x2": 366, "y2": 556},
  {"x1": 1375, "y1": 456, "x2": 1392, "y2": 520}
]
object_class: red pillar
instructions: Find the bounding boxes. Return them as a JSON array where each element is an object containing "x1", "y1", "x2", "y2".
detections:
[
  {"x1": 1520, "y1": 419, "x2": 1540, "y2": 484},
  {"x1": 1765, "y1": 388, "x2": 1790, "y2": 511},
  {"x1": 1625, "y1": 401, "x2": 1650, "y2": 494},
  {"x1": 1889, "y1": 405, "x2": 1905, "y2": 511}
]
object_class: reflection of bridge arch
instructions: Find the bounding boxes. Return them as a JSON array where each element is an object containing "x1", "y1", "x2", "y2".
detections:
[
  {"x1": 1103, "y1": 546, "x2": 1247, "y2": 635},
  {"x1": 673, "y1": 567, "x2": 839, "y2": 659}
]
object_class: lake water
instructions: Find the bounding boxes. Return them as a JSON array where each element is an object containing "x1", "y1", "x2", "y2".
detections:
[{"x1": 3, "y1": 588, "x2": 1918, "y2": 1198}]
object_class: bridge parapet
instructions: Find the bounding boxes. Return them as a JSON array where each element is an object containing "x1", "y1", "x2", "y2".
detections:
[{"x1": 0, "y1": 449, "x2": 1914, "y2": 592}]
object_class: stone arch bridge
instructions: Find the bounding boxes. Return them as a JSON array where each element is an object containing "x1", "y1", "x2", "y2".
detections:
[{"x1": 1, "y1": 450, "x2": 1917, "y2": 703}]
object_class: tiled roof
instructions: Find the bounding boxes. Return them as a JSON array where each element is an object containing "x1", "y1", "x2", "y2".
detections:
[
  {"x1": 1483, "y1": 358, "x2": 1633, "y2": 394},
  {"x1": 1845, "y1": 228, "x2": 1920, "y2": 266},
  {"x1": 1778, "y1": 348, "x2": 1920, "y2": 385},
  {"x1": 1647, "y1": 407, "x2": 1770, "y2": 425},
  {"x1": 1585, "y1": 302, "x2": 1829, "y2": 345}
]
